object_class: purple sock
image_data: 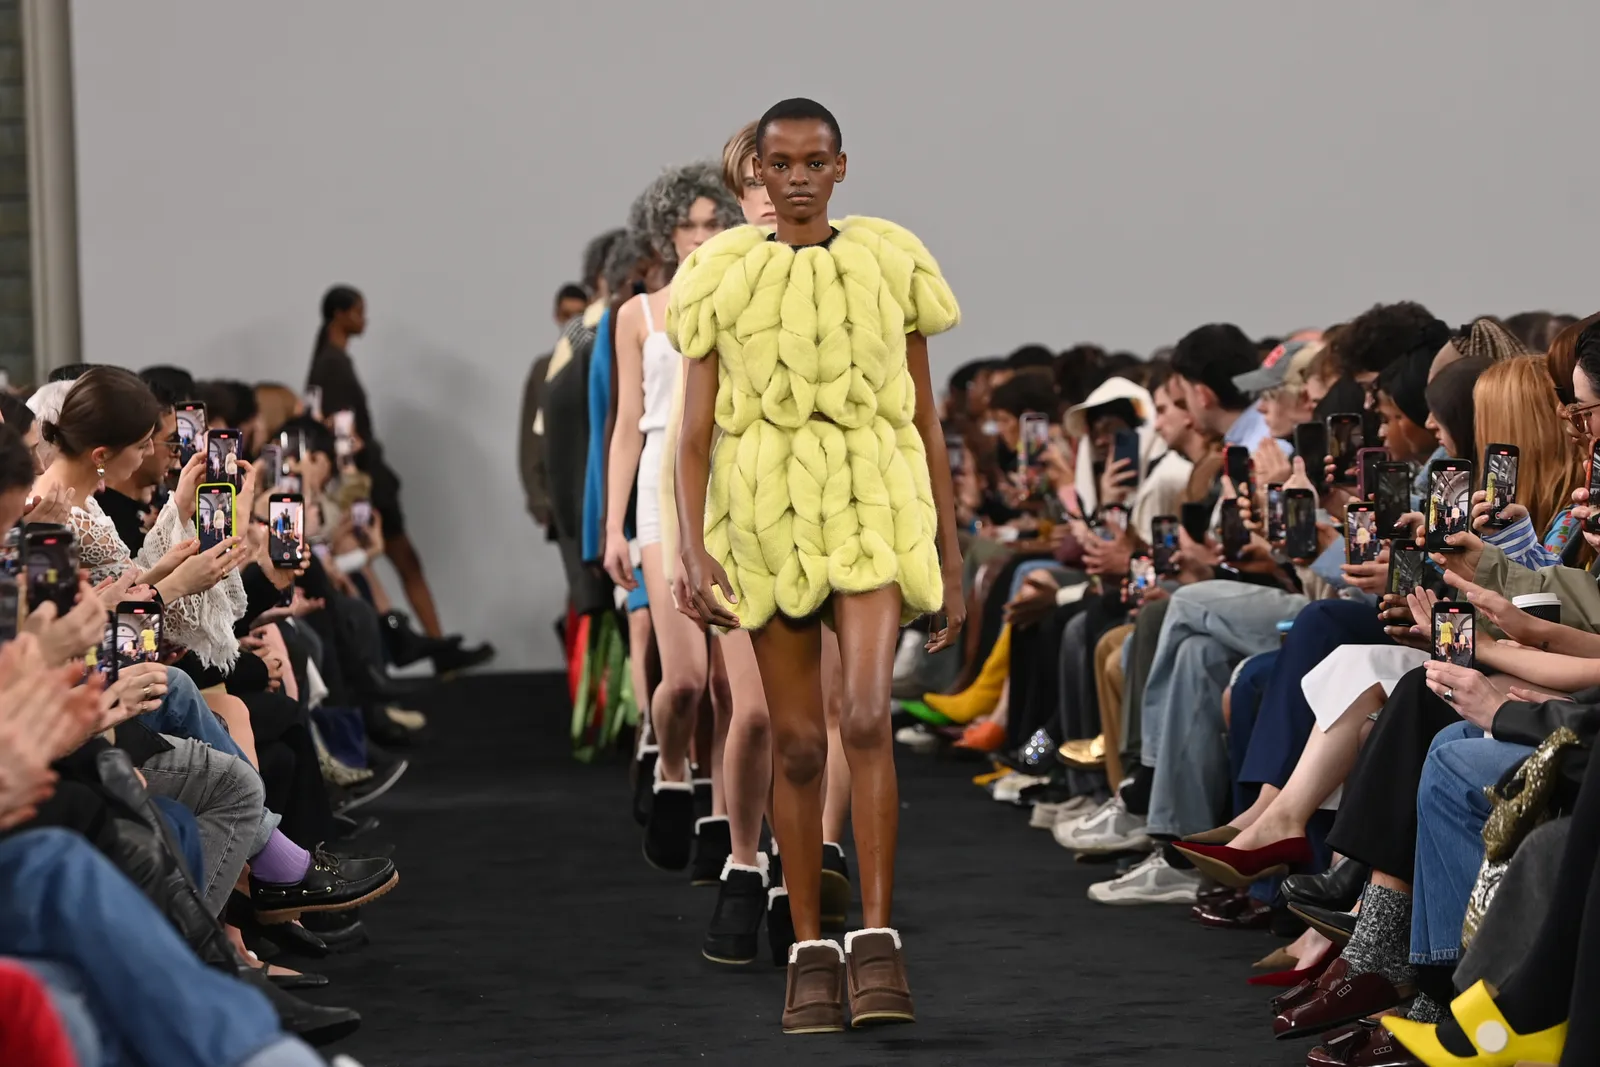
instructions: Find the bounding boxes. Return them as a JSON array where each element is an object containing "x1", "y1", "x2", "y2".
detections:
[{"x1": 250, "y1": 830, "x2": 311, "y2": 885}]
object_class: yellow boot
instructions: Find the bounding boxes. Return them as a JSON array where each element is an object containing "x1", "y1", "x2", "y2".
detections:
[
  {"x1": 923, "y1": 625, "x2": 1010, "y2": 725},
  {"x1": 1386, "y1": 981, "x2": 1564, "y2": 1067}
]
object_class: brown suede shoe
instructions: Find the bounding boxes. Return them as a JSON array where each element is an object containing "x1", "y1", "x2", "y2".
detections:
[
  {"x1": 844, "y1": 928, "x2": 915, "y2": 1026},
  {"x1": 782, "y1": 940, "x2": 846, "y2": 1035}
]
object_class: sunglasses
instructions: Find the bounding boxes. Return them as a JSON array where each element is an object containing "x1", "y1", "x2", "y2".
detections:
[{"x1": 1560, "y1": 400, "x2": 1600, "y2": 441}]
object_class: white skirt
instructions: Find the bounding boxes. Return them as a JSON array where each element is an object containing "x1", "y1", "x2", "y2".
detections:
[{"x1": 1303, "y1": 644, "x2": 1430, "y2": 733}]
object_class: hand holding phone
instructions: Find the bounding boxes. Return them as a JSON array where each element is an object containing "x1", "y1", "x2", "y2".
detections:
[
  {"x1": 267, "y1": 494, "x2": 306, "y2": 568},
  {"x1": 1326, "y1": 413, "x2": 1364, "y2": 486},
  {"x1": 1482, "y1": 444, "x2": 1519, "y2": 529},
  {"x1": 1426, "y1": 459, "x2": 1474, "y2": 553},
  {"x1": 1150, "y1": 515, "x2": 1180, "y2": 576},
  {"x1": 1284, "y1": 488, "x2": 1318, "y2": 561},
  {"x1": 1432, "y1": 602, "x2": 1474, "y2": 668},
  {"x1": 1345, "y1": 503, "x2": 1380, "y2": 565}
]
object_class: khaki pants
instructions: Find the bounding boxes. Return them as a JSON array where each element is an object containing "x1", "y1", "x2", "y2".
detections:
[{"x1": 1093, "y1": 623, "x2": 1136, "y2": 790}]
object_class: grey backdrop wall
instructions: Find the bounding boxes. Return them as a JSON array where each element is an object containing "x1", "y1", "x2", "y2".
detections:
[{"x1": 70, "y1": 1, "x2": 1597, "y2": 669}]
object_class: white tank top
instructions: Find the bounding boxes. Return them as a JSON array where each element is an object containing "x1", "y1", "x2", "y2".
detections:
[{"x1": 638, "y1": 294, "x2": 677, "y2": 436}]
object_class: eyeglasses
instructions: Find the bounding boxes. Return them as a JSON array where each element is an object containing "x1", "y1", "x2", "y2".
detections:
[
  {"x1": 1560, "y1": 400, "x2": 1600, "y2": 441},
  {"x1": 161, "y1": 437, "x2": 184, "y2": 453}
]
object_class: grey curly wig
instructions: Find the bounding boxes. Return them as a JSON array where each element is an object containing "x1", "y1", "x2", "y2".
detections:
[
  {"x1": 581, "y1": 228, "x2": 627, "y2": 292},
  {"x1": 631, "y1": 161, "x2": 742, "y2": 274},
  {"x1": 601, "y1": 227, "x2": 651, "y2": 300}
]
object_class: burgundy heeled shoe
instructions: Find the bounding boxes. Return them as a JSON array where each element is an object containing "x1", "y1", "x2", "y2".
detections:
[
  {"x1": 1246, "y1": 940, "x2": 1337, "y2": 987},
  {"x1": 1171, "y1": 836, "x2": 1313, "y2": 888}
]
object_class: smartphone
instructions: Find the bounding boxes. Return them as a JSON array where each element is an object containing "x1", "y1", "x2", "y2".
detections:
[
  {"x1": 114, "y1": 601, "x2": 162, "y2": 669},
  {"x1": 1265, "y1": 483, "x2": 1286, "y2": 543},
  {"x1": 1219, "y1": 499, "x2": 1248, "y2": 562},
  {"x1": 1432, "y1": 602, "x2": 1474, "y2": 667},
  {"x1": 1180, "y1": 502, "x2": 1211, "y2": 544},
  {"x1": 350, "y1": 500, "x2": 372, "y2": 529},
  {"x1": 207, "y1": 429, "x2": 244, "y2": 491},
  {"x1": 0, "y1": 522, "x2": 18, "y2": 576},
  {"x1": 1099, "y1": 504, "x2": 1128, "y2": 539},
  {"x1": 1150, "y1": 515, "x2": 1180, "y2": 576},
  {"x1": 1326, "y1": 413, "x2": 1364, "y2": 486},
  {"x1": 1018, "y1": 413, "x2": 1049, "y2": 473},
  {"x1": 196, "y1": 484, "x2": 237, "y2": 552},
  {"x1": 268, "y1": 493, "x2": 305, "y2": 568},
  {"x1": 1293, "y1": 422, "x2": 1329, "y2": 488},
  {"x1": 258, "y1": 444, "x2": 284, "y2": 490},
  {"x1": 1375, "y1": 461, "x2": 1413, "y2": 540},
  {"x1": 332, "y1": 410, "x2": 356, "y2": 439},
  {"x1": 24, "y1": 527, "x2": 78, "y2": 619},
  {"x1": 1111, "y1": 430, "x2": 1141, "y2": 488},
  {"x1": 1285, "y1": 487, "x2": 1317, "y2": 561},
  {"x1": 1223, "y1": 445, "x2": 1252, "y2": 497},
  {"x1": 1588, "y1": 440, "x2": 1600, "y2": 534},
  {"x1": 174, "y1": 402, "x2": 206, "y2": 466},
  {"x1": 1386, "y1": 544, "x2": 1426, "y2": 597},
  {"x1": 1426, "y1": 458, "x2": 1474, "y2": 553},
  {"x1": 1356, "y1": 447, "x2": 1390, "y2": 501},
  {"x1": 0, "y1": 572, "x2": 17, "y2": 642},
  {"x1": 304, "y1": 386, "x2": 323, "y2": 421},
  {"x1": 945, "y1": 435, "x2": 965, "y2": 475},
  {"x1": 1126, "y1": 555, "x2": 1156, "y2": 605},
  {"x1": 1345, "y1": 503, "x2": 1380, "y2": 564},
  {"x1": 1482, "y1": 444, "x2": 1520, "y2": 529}
]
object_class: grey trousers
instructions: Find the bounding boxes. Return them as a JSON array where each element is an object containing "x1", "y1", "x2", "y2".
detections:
[
  {"x1": 141, "y1": 737, "x2": 267, "y2": 916},
  {"x1": 1119, "y1": 597, "x2": 1170, "y2": 764}
]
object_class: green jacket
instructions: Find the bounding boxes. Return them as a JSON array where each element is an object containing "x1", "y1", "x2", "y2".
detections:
[{"x1": 1473, "y1": 545, "x2": 1600, "y2": 632}]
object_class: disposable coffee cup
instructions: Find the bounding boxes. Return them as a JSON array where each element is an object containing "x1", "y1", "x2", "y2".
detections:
[{"x1": 1513, "y1": 593, "x2": 1562, "y2": 624}]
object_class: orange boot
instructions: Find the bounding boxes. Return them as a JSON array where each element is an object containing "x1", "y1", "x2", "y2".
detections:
[{"x1": 923, "y1": 625, "x2": 1010, "y2": 725}]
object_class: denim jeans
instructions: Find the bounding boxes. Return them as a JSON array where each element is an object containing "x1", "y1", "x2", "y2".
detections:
[
  {"x1": 1410, "y1": 722, "x2": 1534, "y2": 965},
  {"x1": 1141, "y1": 581, "x2": 1307, "y2": 837},
  {"x1": 9, "y1": 957, "x2": 101, "y2": 1066},
  {"x1": 0, "y1": 829, "x2": 325, "y2": 1067},
  {"x1": 142, "y1": 739, "x2": 267, "y2": 915},
  {"x1": 148, "y1": 796, "x2": 206, "y2": 885}
]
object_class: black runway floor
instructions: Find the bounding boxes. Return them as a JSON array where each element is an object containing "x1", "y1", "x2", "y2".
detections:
[{"x1": 310, "y1": 672, "x2": 1305, "y2": 1066}]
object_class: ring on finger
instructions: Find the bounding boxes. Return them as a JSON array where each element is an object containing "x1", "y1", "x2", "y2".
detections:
[{"x1": 1443, "y1": 687, "x2": 1455, "y2": 702}]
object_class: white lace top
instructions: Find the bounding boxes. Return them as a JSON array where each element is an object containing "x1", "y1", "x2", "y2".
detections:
[{"x1": 70, "y1": 496, "x2": 247, "y2": 670}]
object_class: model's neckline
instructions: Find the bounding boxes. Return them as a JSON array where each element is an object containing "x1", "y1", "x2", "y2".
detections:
[{"x1": 768, "y1": 227, "x2": 839, "y2": 250}]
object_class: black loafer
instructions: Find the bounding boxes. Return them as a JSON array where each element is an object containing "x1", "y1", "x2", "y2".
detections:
[
  {"x1": 1281, "y1": 857, "x2": 1370, "y2": 914},
  {"x1": 1288, "y1": 902, "x2": 1358, "y2": 947},
  {"x1": 268, "y1": 968, "x2": 330, "y2": 990}
]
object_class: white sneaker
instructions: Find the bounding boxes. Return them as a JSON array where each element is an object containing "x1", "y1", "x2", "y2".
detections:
[
  {"x1": 893, "y1": 724, "x2": 939, "y2": 754},
  {"x1": 1029, "y1": 794, "x2": 1095, "y2": 830},
  {"x1": 1087, "y1": 852, "x2": 1200, "y2": 905},
  {"x1": 1053, "y1": 796, "x2": 1151, "y2": 854},
  {"x1": 992, "y1": 772, "x2": 1050, "y2": 805}
]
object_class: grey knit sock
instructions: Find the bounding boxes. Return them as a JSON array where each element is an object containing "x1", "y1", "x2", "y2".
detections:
[
  {"x1": 1406, "y1": 992, "x2": 1447, "y2": 1023},
  {"x1": 1340, "y1": 885, "x2": 1415, "y2": 987}
]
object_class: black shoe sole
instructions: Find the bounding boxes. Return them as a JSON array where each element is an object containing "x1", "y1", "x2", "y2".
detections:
[
  {"x1": 701, "y1": 944, "x2": 759, "y2": 966},
  {"x1": 294, "y1": 1011, "x2": 362, "y2": 1048},
  {"x1": 256, "y1": 872, "x2": 400, "y2": 924}
]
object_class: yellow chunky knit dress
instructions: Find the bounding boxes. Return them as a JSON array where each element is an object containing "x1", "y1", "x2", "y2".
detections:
[{"x1": 666, "y1": 216, "x2": 959, "y2": 631}]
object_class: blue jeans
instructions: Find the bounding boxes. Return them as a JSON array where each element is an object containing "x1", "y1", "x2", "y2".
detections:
[
  {"x1": 1226, "y1": 651, "x2": 1278, "y2": 815},
  {"x1": 1410, "y1": 722, "x2": 1535, "y2": 965},
  {"x1": 148, "y1": 796, "x2": 206, "y2": 883},
  {"x1": 1141, "y1": 581, "x2": 1307, "y2": 836},
  {"x1": 138, "y1": 668, "x2": 248, "y2": 763},
  {"x1": 0, "y1": 829, "x2": 322, "y2": 1067}
]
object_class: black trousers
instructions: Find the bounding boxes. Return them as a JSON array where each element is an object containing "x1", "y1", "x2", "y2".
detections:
[
  {"x1": 1006, "y1": 601, "x2": 1086, "y2": 750},
  {"x1": 243, "y1": 690, "x2": 333, "y2": 846},
  {"x1": 1324, "y1": 667, "x2": 1460, "y2": 883}
]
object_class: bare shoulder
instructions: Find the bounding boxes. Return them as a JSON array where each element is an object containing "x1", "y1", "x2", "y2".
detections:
[{"x1": 615, "y1": 293, "x2": 646, "y2": 336}]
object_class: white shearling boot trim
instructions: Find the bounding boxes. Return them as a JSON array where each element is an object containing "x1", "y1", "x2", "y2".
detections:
[
  {"x1": 844, "y1": 928, "x2": 902, "y2": 953},
  {"x1": 768, "y1": 886, "x2": 788, "y2": 907},
  {"x1": 757, "y1": 852, "x2": 770, "y2": 877},
  {"x1": 788, "y1": 938, "x2": 843, "y2": 964},
  {"x1": 694, "y1": 815, "x2": 728, "y2": 832},
  {"x1": 692, "y1": 777, "x2": 713, "y2": 788},
  {"x1": 653, "y1": 755, "x2": 692, "y2": 792},
  {"x1": 720, "y1": 855, "x2": 767, "y2": 886}
]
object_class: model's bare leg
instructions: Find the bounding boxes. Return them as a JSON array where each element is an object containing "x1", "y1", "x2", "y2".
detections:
[
  {"x1": 750, "y1": 614, "x2": 826, "y2": 942},
  {"x1": 830, "y1": 586, "x2": 903, "y2": 929},
  {"x1": 707, "y1": 638, "x2": 732, "y2": 816},
  {"x1": 385, "y1": 532, "x2": 442, "y2": 638},
  {"x1": 627, "y1": 607, "x2": 655, "y2": 746},
  {"x1": 639, "y1": 545, "x2": 709, "y2": 781},
  {"x1": 820, "y1": 624, "x2": 851, "y2": 843},
  {"x1": 719, "y1": 630, "x2": 771, "y2": 866}
]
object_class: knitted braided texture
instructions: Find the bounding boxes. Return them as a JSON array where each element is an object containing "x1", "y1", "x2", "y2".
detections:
[{"x1": 668, "y1": 217, "x2": 959, "y2": 630}]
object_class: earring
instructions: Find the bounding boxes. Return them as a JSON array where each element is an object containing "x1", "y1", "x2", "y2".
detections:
[{"x1": 96, "y1": 465, "x2": 105, "y2": 478}]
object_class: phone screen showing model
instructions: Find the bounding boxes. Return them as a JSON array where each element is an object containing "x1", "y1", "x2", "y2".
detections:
[
  {"x1": 1426, "y1": 460, "x2": 1474, "y2": 552},
  {"x1": 207, "y1": 429, "x2": 244, "y2": 491},
  {"x1": 1019, "y1": 413, "x2": 1049, "y2": 468},
  {"x1": 1285, "y1": 488, "x2": 1317, "y2": 561},
  {"x1": 115, "y1": 602, "x2": 162, "y2": 669},
  {"x1": 196, "y1": 486, "x2": 236, "y2": 552},
  {"x1": 1483, "y1": 444, "x2": 1519, "y2": 529},
  {"x1": 1387, "y1": 545, "x2": 1425, "y2": 597},
  {"x1": 1151, "y1": 516, "x2": 1180, "y2": 576},
  {"x1": 268, "y1": 494, "x2": 305, "y2": 568},
  {"x1": 1098, "y1": 504, "x2": 1128, "y2": 540},
  {"x1": 1220, "y1": 500, "x2": 1248, "y2": 562},
  {"x1": 1345, "y1": 503, "x2": 1380, "y2": 564},
  {"x1": 85, "y1": 611, "x2": 115, "y2": 681},
  {"x1": 1432, "y1": 603, "x2": 1474, "y2": 666},
  {"x1": 1375, "y1": 462, "x2": 1413, "y2": 539},
  {"x1": 175, "y1": 403, "x2": 206, "y2": 467},
  {"x1": 1265, "y1": 484, "x2": 1286, "y2": 543},
  {"x1": 1126, "y1": 555, "x2": 1156, "y2": 605},
  {"x1": 1326, "y1": 413, "x2": 1364, "y2": 486}
]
